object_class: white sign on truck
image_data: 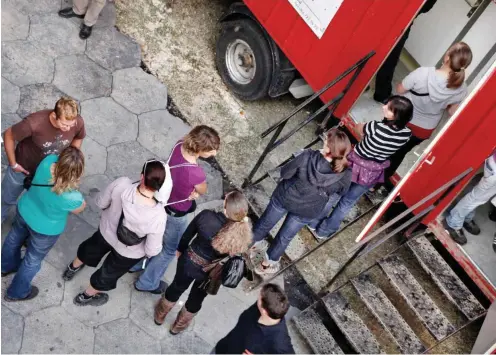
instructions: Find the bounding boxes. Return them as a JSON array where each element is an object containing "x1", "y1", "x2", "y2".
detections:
[{"x1": 288, "y1": 0, "x2": 344, "y2": 39}]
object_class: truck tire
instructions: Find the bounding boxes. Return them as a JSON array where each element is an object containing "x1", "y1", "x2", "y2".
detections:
[{"x1": 216, "y1": 19, "x2": 273, "y2": 101}]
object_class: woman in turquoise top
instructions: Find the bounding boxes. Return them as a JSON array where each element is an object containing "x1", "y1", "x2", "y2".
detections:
[{"x1": 1, "y1": 146, "x2": 86, "y2": 301}]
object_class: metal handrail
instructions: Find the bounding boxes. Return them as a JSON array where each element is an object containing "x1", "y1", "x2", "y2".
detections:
[{"x1": 243, "y1": 50, "x2": 375, "y2": 188}]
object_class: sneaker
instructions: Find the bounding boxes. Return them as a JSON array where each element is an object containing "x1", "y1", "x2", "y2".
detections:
[
  {"x1": 250, "y1": 240, "x2": 270, "y2": 252},
  {"x1": 489, "y1": 205, "x2": 496, "y2": 222},
  {"x1": 4, "y1": 286, "x2": 39, "y2": 302},
  {"x1": 463, "y1": 220, "x2": 481, "y2": 235},
  {"x1": 62, "y1": 263, "x2": 84, "y2": 281},
  {"x1": 133, "y1": 280, "x2": 167, "y2": 295},
  {"x1": 442, "y1": 219, "x2": 467, "y2": 245},
  {"x1": 73, "y1": 292, "x2": 109, "y2": 307},
  {"x1": 254, "y1": 262, "x2": 280, "y2": 275}
]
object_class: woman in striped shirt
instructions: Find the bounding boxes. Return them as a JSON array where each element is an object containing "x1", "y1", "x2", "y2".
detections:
[{"x1": 312, "y1": 96, "x2": 413, "y2": 239}]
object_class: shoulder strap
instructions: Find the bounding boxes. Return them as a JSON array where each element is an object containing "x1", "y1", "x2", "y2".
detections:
[{"x1": 409, "y1": 89, "x2": 429, "y2": 97}]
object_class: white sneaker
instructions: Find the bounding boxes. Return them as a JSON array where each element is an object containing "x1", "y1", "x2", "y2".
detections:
[
  {"x1": 251, "y1": 239, "x2": 270, "y2": 252},
  {"x1": 254, "y1": 262, "x2": 280, "y2": 275}
]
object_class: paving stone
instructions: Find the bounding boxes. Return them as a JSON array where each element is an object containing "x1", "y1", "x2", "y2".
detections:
[
  {"x1": 137, "y1": 110, "x2": 190, "y2": 158},
  {"x1": 17, "y1": 83, "x2": 68, "y2": 119},
  {"x1": 81, "y1": 136, "x2": 108, "y2": 176},
  {"x1": 87, "y1": 27, "x2": 141, "y2": 71},
  {"x1": 81, "y1": 97, "x2": 138, "y2": 147},
  {"x1": 2, "y1": 41, "x2": 54, "y2": 87},
  {"x1": 61, "y1": 0, "x2": 117, "y2": 28},
  {"x1": 29, "y1": 13, "x2": 86, "y2": 58},
  {"x1": 1, "y1": 78, "x2": 20, "y2": 114},
  {"x1": 106, "y1": 141, "x2": 158, "y2": 180},
  {"x1": 1, "y1": 261, "x2": 64, "y2": 317},
  {"x1": 4, "y1": 0, "x2": 60, "y2": 16},
  {"x1": 53, "y1": 54, "x2": 112, "y2": 101},
  {"x1": 1, "y1": 4, "x2": 30, "y2": 41},
  {"x1": 161, "y1": 330, "x2": 213, "y2": 354},
  {"x1": 197, "y1": 160, "x2": 224, "y2": 205},
  {"x1": 94, "y1": 318, "x2": 161, "y2": 354},
  {"x1": 111, "y1": 67, "x2": 168, "y2": 114},
  {"x1": 46, "y1": 215, "x2": 95, "y2": 271},
  {"x1": 21, "y1": 306, "x2": 94, "y2": 354},
  {"x1": 78, "y1": 174, "x2": 112, "y2": 228},
  {"x1": 61, "y1": 265, "x2": 131, "y2": 326},
  {"x1": 1, "y1": 307, "x2": 24, "y2": 354}
]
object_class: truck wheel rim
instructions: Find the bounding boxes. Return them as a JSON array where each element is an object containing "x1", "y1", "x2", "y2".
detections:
[{"x1": 226, "y1": 39, "x2": 256, "y2": 85}]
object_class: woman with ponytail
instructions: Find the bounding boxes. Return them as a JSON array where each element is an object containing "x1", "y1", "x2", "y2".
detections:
[
  {"x1": 154, "y1": 191, "x2": 252, "y2": 334},
  {"x1": 384, "y1": 42, "x2": 473, "y2": 184},
  {"x1": 251, "y1": 129, "x2": 352, "y2": 275}
]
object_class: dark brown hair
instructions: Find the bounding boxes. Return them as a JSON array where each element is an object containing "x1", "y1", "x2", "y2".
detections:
[
  {"x1": 211, "y1": 191, "x2": 252, "y2": 255},
  {"x1": 183, "y1": 125, "x2": 220, "y2": 154},
  {"x1": 385, "y1": 95, "x2": 413, "y2": 130},
  {"x1": 323, "y1": 128, "x2": 352, "y2": 173},
  {"x1": 141, "y1": 160, "x2": 166, "y2": 191},
  {"x1": 54, "y1": 97, "x2": 78, "y2": 121},
  {"x1": 445, "y1": 42, "x2": 472, "y2": 89},
  {"x1": 260, "y1": 283, "x2": 289, "y2": 320}
]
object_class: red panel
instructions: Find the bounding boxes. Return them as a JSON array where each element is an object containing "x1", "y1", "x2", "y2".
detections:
[{"x1": 399, "y1": 69, "x2": 496, "y2": 224}]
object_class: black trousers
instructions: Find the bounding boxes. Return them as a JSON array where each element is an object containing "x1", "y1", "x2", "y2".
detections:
[
  {"x1": 374, "y1": 26, "x2": 412, "y2": 102},
  {"x1": 77, "y1": 230, "x2": 142, "y2": 291},
  {"x1": 164, "y1": 255, "x2": 208, "y2": 313},
  {"x1": 384, "y1": 135, "x2": 425, "y2": 184}
]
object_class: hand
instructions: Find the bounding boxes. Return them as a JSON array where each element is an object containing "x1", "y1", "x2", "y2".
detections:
[
  {"x1": 12, "y1": 163, "x2": 29, "y2": 175},
  {"x1": 176, "y1": 251, "x2": 182, "y2": 258},
  {"x1": 188, "y1": 191, "x2": 200, "y2": 200},
  {"x1": 243, "y1": 350, "x2": 253, "y2": 354}
]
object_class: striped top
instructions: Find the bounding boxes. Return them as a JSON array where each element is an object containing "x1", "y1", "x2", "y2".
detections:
[{"x1": 354, "y1": 121, "x2": 411, "y2": 162}]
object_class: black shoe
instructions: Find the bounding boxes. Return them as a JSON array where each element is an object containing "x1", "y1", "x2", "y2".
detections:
[
  {"x1": 79, "y1": 24, "x2": 93, "y2": 39},
  {"x1": 373, "y1": 94, "x2": 389, "y2": 105},
  {"x1": 134, "y1": 280, "x2": 167, "y2": 295},
  {"x1": 1, "y1": 269, "x2": 17, "y2": 277},
  {"x1": 463, "y1": 220, "x2": 481, "y2": 235},
  {"x1": 58, "y1": 7, "x2": 85, "y2": 19},
  {"x1": 443, "y1": 219, "x2": 467, "y2": 245},
  {"x1": 4, "y1": 286, "x2": 39, "y2": 302},
  {"x1": 489, "y1": 205, "x2": 496, "y2": 222},
  {"x1": 73, "y1": 292, "x2": 109, "y2": 307},
  {"x1": 62, "y1": 263, "x2": 84, "y2": 281},
  {"x1": 493, "y1": 233, "x2": 496, "y2": 253}
]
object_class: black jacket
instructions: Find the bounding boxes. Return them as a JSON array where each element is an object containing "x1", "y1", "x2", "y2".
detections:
[{"x1": 272, "y1": 149, "x2": 351, "y2": 219}]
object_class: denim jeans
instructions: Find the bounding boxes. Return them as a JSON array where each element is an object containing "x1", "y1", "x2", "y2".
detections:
[
  {"x1": 446, "y1": 156, "x2": 496, "y2": 230},
  {"x1": 314, "y1": 182, "x2": 371, "y2": 238},
  {"x1": 134, "y1": 213, "x2": 189, "y2": 291},
  {"x1": 2, "y1": 210, "x2": 60, "y2": 299},
  {"x1": 308, "y1": 193, "x2": 340, "y2": 230},
  {"x1": 253, "y1": 197, "x2": 313, "y2": 263},
  {"x1": 1, "y1": 166, "x2": 26, "y2": 223}
]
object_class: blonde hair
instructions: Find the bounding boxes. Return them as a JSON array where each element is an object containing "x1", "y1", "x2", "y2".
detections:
[
  {"x1": 323, "y1": 128, "x2": 352, "y2": 173},
  {"x1": 211, "y1": 191, "x2": 253, "y2": 255},
  {"x1": 183, "y1": 125, "x2": 220, "y2": 154},
  {"x1": 54, "y1": 97, "x2": 78, "y2": 121},
  {"x1": 445, "y1": 42, "x2": 472, "y2": 89},
  {"x1": 51, "y1": 147, "x2": 85, "y2": 194}
]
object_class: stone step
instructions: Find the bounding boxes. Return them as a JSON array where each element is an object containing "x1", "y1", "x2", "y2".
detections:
[
  {"x1": 379, "y1": 255, "x2": 455, "y2": 341},
  {"x1": 292, "y1": 305, "x2": 344, "y2": 354},
  {"x1": 352, "y1": 274, "x2": 426, "y2": 353},
  {"x1": 407, "y1": 236, "x2": 486, "y2": 320},
  {"x1": 323, "y1": 291, "x2": 383, "y2": 354}
]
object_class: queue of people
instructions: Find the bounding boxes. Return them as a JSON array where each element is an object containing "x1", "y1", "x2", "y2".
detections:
[{"x1": 0, "y1": 38, "x2": 486, "y2": 352}]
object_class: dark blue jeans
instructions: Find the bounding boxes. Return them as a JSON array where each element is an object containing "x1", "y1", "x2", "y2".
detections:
[
  {"x1": 313, "y1": 182, "x2": 371, "y2": 238},
  {"x1": 252, "y1": 197, "x2": 313, "y2": 263},
  {"x1": 1, "y1": 210, "x2": 60, "y2": 299}
]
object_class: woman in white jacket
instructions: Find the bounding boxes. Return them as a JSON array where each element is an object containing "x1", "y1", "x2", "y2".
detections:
[{"x1": 62, "y1": 159, "x2": 171, "y2": 306}]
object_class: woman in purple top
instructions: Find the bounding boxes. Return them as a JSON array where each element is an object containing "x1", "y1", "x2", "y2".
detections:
[{"x1": 134, "y1": 125, "x2": 220, "y2": 294}]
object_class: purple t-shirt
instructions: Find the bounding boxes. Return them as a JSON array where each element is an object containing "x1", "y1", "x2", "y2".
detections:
[{"x1": 167, "y1": 141, "x2": 206, "y2": 212}]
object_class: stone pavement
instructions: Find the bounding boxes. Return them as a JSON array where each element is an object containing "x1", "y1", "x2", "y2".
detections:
[{"x1": 1, "y1": 1, "x2": 310, "y2": 354}]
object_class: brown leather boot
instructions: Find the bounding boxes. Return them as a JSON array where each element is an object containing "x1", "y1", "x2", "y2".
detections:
[
  {"x1": 154, "y1": 297, "x2": 176, "y2": 326},
  {"x1": 170, "y1": 306, "x2": 196, "y2": 335}
]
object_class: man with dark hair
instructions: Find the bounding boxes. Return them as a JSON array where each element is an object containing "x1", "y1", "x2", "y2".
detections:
[
  {"x1": 214, "y1": 283, "x2": 295, "y2": 354},
  {"x1": 2, "y1": 97, "x2": 86, "y2": 223}
]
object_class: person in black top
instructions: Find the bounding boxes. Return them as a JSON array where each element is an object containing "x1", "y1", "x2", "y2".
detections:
[
  {"x1": 154, "y1": 191, "x2": 253, "y2": 334},
  {"x1": 215, "y1": 283, "x2": 295, "y2": 354}
]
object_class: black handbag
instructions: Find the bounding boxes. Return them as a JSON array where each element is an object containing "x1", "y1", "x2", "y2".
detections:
[
  {"x1": 221, "y1": 255, "x2": 246, "y2": 288},
  {"x1": 23, "y1": 175, "x2": 54, "y2": 191},
  {"x1": 116, "y1": 211, "x2": 146, "y2": 246}
]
